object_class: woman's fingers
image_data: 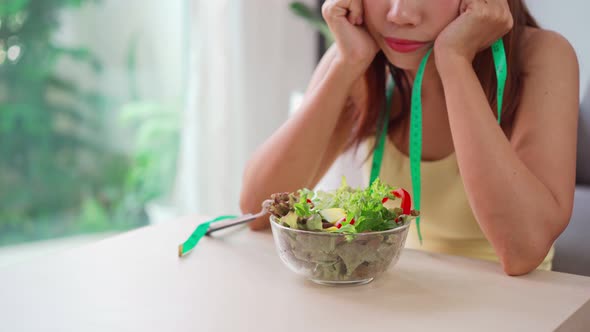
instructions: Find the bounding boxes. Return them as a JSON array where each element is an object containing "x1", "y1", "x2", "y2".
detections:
[
  {"x1": 348, "y1": 0, "x2": 364, "y2": 25},
  {"x1": 322, "y1": 0, "x2": 364, "y2": 26}
]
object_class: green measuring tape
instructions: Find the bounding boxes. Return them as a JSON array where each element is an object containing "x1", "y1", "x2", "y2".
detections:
[
  {"x1": 369, "y1": 70, "x2": 396, "y2": 182},
  {"x1": 178, "y1": 215, "x2": 238, "y2": 257},
  {"x1": 492, "y1": 40, "x2": 507, "y2": 124},
  {"x1": 370, "y1": 39, "x2": 507, "y2": 244}
]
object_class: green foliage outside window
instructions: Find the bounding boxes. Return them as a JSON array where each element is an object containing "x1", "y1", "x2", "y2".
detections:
[{"x1": 0, "y1": 0, "x2": 179, "y2": 245}]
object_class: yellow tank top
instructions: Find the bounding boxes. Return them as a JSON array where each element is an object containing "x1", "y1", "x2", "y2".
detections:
[{"x1": 363, "y1": 137, "x2": 554, "y2": 271}]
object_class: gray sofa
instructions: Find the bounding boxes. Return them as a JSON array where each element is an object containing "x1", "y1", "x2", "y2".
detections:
[{"x1": 553, "y1": 85, "x2": 590, "y2": 276}]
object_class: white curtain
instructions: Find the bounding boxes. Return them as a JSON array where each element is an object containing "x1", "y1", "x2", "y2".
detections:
[{"x1": 171, "y1": 0, "x2": 317, "y2": 218}]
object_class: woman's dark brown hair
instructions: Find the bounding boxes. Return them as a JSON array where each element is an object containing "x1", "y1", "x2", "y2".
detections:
[{"x1": 348, "y1": 0, "x2": 540, "y2": 150}]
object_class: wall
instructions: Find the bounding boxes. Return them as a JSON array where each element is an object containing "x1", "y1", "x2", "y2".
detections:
[{"x1": 527, "y1": 0, "x2": 589, "y2": 97}]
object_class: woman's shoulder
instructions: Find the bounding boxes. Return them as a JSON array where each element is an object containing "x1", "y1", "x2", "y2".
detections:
[{"x1": 520, "y1": 27, "x2": 578, "y2": 72}]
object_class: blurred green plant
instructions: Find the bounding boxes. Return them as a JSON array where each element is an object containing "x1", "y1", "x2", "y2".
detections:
[
  {"x1": 119, "y1": 101, "x2": 179, "y2": 211},
  {"x1": 289, "y1": 1, "x2": 333, "y2": 47},
  {"x1": 0, "y1": 0, "x2": 179, "y2": 245},
  {"x1": 117, "y1": 30, "x2": 180, "y2": 224}
]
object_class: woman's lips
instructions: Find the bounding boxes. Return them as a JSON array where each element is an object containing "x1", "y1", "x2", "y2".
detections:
[{"x1": 384, "y1": 37, "x2": 430, "y2": 53}]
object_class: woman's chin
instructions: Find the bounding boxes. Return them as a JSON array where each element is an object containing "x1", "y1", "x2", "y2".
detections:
[{"x1": 382, "y1": 48, "x2": 433, "y2": 71}]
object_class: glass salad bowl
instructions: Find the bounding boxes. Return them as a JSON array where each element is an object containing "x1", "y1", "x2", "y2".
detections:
[{"x1": 270, "y1": 215, "x2": 410, "y2": 286}]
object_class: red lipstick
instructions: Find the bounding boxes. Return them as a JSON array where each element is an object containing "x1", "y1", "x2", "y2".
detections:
[{"x1": 385, "y1": 37, "x2": 430, "y2": 53}]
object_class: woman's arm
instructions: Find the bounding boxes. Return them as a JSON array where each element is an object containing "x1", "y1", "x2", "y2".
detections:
[
  {"x1": 240, "y1": 46, "x2": 360, "y2": 229},
  {"x1": 240, "y1": 0, "x2": 380, "y2": 230},
  {"x1": 435, "y1": 30, "x2": 579, "y2": 275}
]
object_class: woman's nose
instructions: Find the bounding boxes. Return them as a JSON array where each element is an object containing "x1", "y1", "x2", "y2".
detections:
[{"x1": 386, "y1": 0, "x2": 422, "y2": 27}]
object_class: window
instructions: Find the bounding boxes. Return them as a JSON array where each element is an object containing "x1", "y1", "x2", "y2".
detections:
[{"x1": 0, "y1": 0, "x2": 185, "y2": 247}]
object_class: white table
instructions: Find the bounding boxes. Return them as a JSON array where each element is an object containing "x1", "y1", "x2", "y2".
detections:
[{"x1": 0, "y1": 216, "x2": 589, "y2": 332}]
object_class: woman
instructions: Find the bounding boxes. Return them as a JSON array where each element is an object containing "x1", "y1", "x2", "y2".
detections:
[{"x1": 239, "y1": 0, "x2": 579, "y2": 275}]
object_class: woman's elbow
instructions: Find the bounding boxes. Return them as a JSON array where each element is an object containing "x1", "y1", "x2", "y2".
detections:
[
  {"x1": 498, "y1": 242, "x2": 551, "y2": 276},
  {"x1": 500, "y1": 255, "x2": 541, "y2": 276},
  {"x1": 247, "y1": 215, "x2": 270, "y2": 231},
  {"x1": 239, "y1": 190, "x2": 270, "y2": 231},
  {"x1": 499, "y1": 212, "x2": 570, "y2": 276}
]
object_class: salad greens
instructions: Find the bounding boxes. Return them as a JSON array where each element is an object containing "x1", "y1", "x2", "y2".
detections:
[
  {"x1": 268, "y1": 179, "x2": 420, "y2": 283},
  {"x1": 267, "y1": 178, "x2": 419, "y2": 234}
]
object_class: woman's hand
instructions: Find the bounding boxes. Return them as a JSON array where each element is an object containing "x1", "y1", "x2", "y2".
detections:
[
  {"x1": 322, "y1": 0, "x2": 380, "y2": 74},
  {"x1": 434, "y1": 0, "x2": 513, "y2": 62}
]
